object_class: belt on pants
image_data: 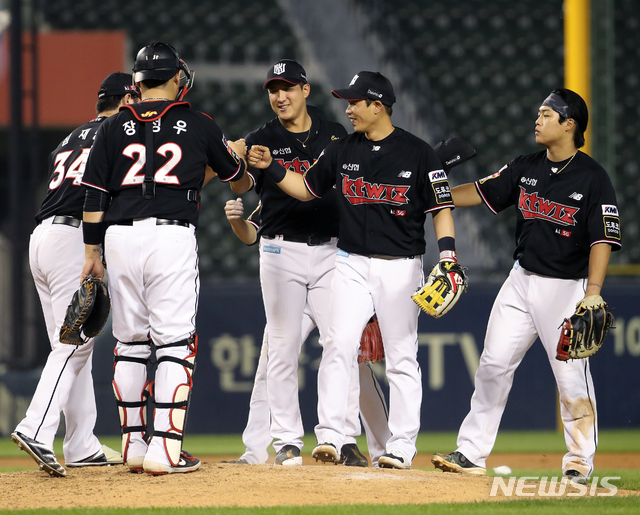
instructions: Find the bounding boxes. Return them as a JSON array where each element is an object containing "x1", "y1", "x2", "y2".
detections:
[
  {"x1": 52, "y1": 215, "x2": 81, "y2": 228},
  {"x1": 113, "y1": 218, "x2": 190, "y2": 228},
  {"x1": 262, "y1": 234, "x2": 334, "y2": 246},
  {"x1": 368, "y1": 254, "x2": 418, "y2": 260}
]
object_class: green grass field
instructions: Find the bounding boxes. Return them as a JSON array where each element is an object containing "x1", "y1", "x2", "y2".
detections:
[{"x1": 2, "y1": 430, "x2": 639, "y2": 514}]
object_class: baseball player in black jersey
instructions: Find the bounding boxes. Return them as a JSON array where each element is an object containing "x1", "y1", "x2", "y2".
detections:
[
  {"x1": 238, "y1": 60, "x2": 389, "y2": 466},
  {"x1": 80, "y1": 42, "x2": 249, "y2": 476},
  {"x1": 249, "y1": 71, "x2": 459, "y2": 469},
  {"x1": 224, "y1": 196, "x2": 390, "y2": 466},
  {"x1": 11, "y1": 73, "x2": 139, "y2": 477},
  {"x1": 432, "y1": 89, "x2": 622, "y2": 484}
]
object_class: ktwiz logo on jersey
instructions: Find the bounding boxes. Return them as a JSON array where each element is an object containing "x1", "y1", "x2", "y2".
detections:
[
  {"x1": 602, "y1": 205, "x2": 619, "y2": 216},
  {"x1": 429, "y1": 170, "x2": 447, "y2": 182},
  {"x1": 518, "y1": 186, "x2": 579, "y2": 226},
  {"x1": 341, "y1": 173, "x2": 410, "y2": 206},
  {"x1": 277, "y1": 157, "x2": 312, "y2": 175}
]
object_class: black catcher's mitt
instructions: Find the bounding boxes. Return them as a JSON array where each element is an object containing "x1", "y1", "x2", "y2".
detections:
[
  {"x1": 556, "y1": 295, "x2": 614, "y2": 361},
  {"x1": 358, "y1": 316, "x2": 384, "y2": 363},
  {"x1": 433, "y1": 137, "x2": 477, "y2": 175},
  {"x1": 59, "y1": 275, "x2": 110, "y2": 345}
]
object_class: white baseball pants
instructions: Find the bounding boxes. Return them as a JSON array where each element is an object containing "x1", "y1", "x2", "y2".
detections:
[
  {"x1": 105, "y1": 218, "x2": 199, "y2": 466},
  {"x1": 456, "y1": 262, "x2": 597, "y2": 477},
  {"x1": 17, "y1": 216, "x2": 102, "y2": 462},
  {"x1": 315, "y1": 252, "x2": 423, "y2": 464}
]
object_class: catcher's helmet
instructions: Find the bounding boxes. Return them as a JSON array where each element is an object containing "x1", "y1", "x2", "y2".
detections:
[{"x1": 132, "y1": 42, "x2": 194, "y2": 100}]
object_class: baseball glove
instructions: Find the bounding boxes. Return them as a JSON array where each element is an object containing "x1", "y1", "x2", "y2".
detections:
[
  {"x1": 59, "y1": 275, "x2": 111, "y2": 345},
  {"x1": 412, "y1": 260, "x2": 468, "y2": 318},
  {"x1": 556, "y1": 295, "x2": 614, "y2": 361},
  {"x1": 433, "y1": 137, "x2": 477, "y2": 175},
  {"x1": 358, "y1": 316, "x2": 384, "y2": 363}
]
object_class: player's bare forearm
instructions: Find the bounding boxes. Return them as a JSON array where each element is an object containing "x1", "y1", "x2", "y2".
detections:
[
  {"x1": 229, "y1": 219, "x2": 257, "y2": 245},
  {"x1": 451, "y1": 183, "x2": 483, "y2": 207},
  {"x1": 82, "y1": 245, "x2": 104, "y2": 281},
  {"x1": 432, "y1": 208, "x2": 455, "y2": 240},
  {"x1": 83, "y1": 211, "x2": 104, "y2": 224},
  {"x1": 229, "y1": 171, "x2": 254, "y2": 194},
  {"x1": 248, "y1": 144, "x2": 314, "y2": 201},
  {"x1": 225, "y1": 197, "x2": 257, "y2": 245},
  {"x1": 585, "y1": 243, "x2": 612, "y2": 298}
]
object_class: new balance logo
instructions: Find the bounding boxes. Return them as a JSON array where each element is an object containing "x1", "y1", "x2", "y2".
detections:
[
  {"x1": 398, "y1": 171, "x2": 412, "y2": 178},
  {"x1": 569, "y1": 192, "x2": 583, "y2": 201}
]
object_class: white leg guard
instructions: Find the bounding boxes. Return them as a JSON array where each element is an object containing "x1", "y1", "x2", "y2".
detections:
[
  {"x1": 113, "y1": 340, "x2": 152, "y2": 468},
  {"x1": 149, "y1": 335, "x2": 197, "y2": 467}
]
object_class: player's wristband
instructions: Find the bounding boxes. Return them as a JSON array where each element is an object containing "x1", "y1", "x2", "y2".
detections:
[
  {"x1": 83, "y1": 221, "x2": 107, "y2": 245},
  {"x1": 264, "y1": 159, "x2": 287, "y2": 183},
  {"x1": 437, "y1": 237, "x2": 457, "y2": 261}
]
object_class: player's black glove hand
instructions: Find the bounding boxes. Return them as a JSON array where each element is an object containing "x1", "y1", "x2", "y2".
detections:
[
  {"x1": 59, "y1": 275, "x2": 110, "y2": 345},
  {"x1": 556, "y1": 295, "x2": 614, "y2": 361}
]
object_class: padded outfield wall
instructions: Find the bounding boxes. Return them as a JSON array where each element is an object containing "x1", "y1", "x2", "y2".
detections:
[{"x1": 1, "y1": 281, "x2": 638, "y2": 438}]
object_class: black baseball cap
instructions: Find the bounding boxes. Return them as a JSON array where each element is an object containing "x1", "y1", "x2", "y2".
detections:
[
  {"x1": 263, "y1": 59, "x2": 308, "y2": 89},
  {"x1": 98, "y1": 72, "x2": 140, "y2": 99},
  {"x1": 331, "y1": 71, "x2": 396, "y2": 107}
]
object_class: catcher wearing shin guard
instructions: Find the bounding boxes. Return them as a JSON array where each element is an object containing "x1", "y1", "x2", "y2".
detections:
[{"x1": 80, "y1": 42, "x2": 251, "y2": 475}]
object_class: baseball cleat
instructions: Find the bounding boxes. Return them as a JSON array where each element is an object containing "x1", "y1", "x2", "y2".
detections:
[
  {"x1": 564, "y1": 469, "x2": 588, "y2": 485},
  {"x1": 431, "y1": 451, "x2": 486, "y2": 476},
  {"x1": 339, "y1": 443, "x2": 368, "y2": 467},
  {"x1": 275, "y1": 445, "x2": 303, "y2": 466},
  {"x1": 143, "y1": 450, "x2": 201, "y2": 476},
  {"x1": 312, "y1": 442, "x2": 339, "y2": 463},
  {"x1": 66, "y1": 444, "x2": 124, "y2": 468},
  {"x1": 379, "y1": 451, "x2": 411, "y2": 469},
  {"x1": 11, "y1": 431, "x2": 66, "y2": 477}
]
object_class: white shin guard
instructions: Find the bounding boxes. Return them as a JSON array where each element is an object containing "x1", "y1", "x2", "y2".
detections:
[
  {"x1": 113, "y1": 340, "x2": 152, "y2": 463},
  {"x1": 152, "y1": 335, "x2": 197, "y2": 466}
]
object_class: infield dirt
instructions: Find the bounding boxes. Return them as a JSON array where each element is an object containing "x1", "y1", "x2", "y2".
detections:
[{"x1": 1, "y1": 453, "x2": 638, "y2": 509}]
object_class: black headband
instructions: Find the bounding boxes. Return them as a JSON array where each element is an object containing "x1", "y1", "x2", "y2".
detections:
[{"x1": 542, "y1": 93, "x2": 571, "y2": 119}]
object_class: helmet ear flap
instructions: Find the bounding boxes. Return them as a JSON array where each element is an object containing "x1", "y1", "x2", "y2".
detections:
[{"x1": 176, "y1": 59, "x2": 195, "y2": 100}]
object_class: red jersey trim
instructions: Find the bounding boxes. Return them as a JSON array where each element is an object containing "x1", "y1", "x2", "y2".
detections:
[
  {"x1": 591, "y1": 239, "x2": 622, "y2": 249},
  {"x1": 475, "y1": 181, "x2": 498, "y2": 214},
  {"x1": 121, "y1": 101, "x2": 190, "y2": 122},
  {"x1": 218, "y1": 161, "x2": 246, "y2": 183},
  {"x1": 303, "y1": 175, "x2": 321, "y2": 198},
  {"x1": 424, "y1": 203, "x2": 454, "y2": 214}
]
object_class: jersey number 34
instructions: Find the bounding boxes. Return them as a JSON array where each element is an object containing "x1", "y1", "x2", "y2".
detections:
[{"x1": 50, "y1": 148, "x2": 91, "y2": 190}]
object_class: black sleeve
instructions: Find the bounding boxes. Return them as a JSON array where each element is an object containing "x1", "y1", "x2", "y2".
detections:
[
  {"x1": 475, "y1": 158, "x2": 520, "y2": 214},
  {"x1": 83, "y1": 188, "x2": 109, "y2": 212}
]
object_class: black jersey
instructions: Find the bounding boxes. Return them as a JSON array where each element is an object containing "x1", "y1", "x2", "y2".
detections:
[
  {"x1": 245, "y1": 105, "x2": 347, "y2": 239},
  {"x1": 475, "y1": 150, "x2": 622, "y2": 279},
  {"x1": 36, "y1": 117, "x2": 108, "y2": 223},
  {"x1": 303, "y1": 127, "x2": 454, "y2": 257},
  {"x1": 82, "y1": 100, "x2": 245, "y2": 227}
]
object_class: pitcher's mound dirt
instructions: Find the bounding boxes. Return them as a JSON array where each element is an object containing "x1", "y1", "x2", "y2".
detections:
[{"x1": 1, "y1": 455, "x2": 638, "y2": 510}]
